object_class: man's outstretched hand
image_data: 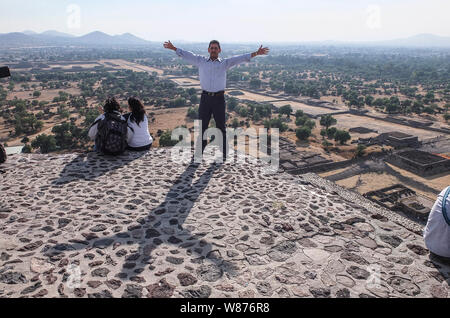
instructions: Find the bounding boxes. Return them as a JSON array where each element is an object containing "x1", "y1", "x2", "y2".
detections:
[
  {"x1": 252, "y1": 45, "x2": 269, "y2": 58},
  {"x1": 163, "y1": 41, "x2": 177, "y2": 51}
]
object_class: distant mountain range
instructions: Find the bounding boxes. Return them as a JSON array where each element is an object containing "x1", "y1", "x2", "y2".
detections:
[
  {"x1": 324, "y1": 34, "x2": 450, "y2": 48},
  {"x1": 378, "y1": 33, "x2": 450, "y2": 48},
  {"x1": 0, "y1": 31, "x2": 449, "y2": 48},
  {"x1": 0, "y1": 30, "x2": 151, "y2": 47}
]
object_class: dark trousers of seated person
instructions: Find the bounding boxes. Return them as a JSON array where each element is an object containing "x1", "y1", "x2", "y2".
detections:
[
  {"x1": 198, "y1": 93, "x2": 227, "y2": 158},
  {"x1": 127, "y1": 143, "x2": 152, "y2": 151}
]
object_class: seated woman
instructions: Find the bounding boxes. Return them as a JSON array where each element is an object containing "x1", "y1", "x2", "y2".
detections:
[
  {"x1": 424, "y1": 186, "x2": 450, "y2": 259},
  {"x1": 123, "y1": 97, "x2": 153, "y2": 151},
  {"x1": 88, "y1": 98, "x2": 133, "y2": 154}
]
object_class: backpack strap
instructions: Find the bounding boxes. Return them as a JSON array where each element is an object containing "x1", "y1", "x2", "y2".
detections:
[
  {"x1": 89, "y1": 118, "x2": 103, "y2": 129},
  {"x1": 0, "y1": 143, "x2": 6, "y2": 164},
  {"x1": 123, "y1": 113, "x2": 132, "y2": 121},
  {"x1": 442, "y1": 186, "x2": 450, "y2": 226}
]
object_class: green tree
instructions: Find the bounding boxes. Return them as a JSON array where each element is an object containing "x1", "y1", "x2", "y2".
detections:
[
  {"x1": 82, "y1": 108, "x2": 101, "y2": 127},
  {"x1": 322, "y1": 140, "x2": 332, "y2": 151},
  {"x1": 33, "y1": 91, "x2": 41, "y2": 98},
  {"x1": 238, "y1": 107, "x2": 248, "y2": 118},
  {"x1": 365, "y1": 95, "x2": 374, "y2": 106},
  {"x1": 31, "y1": 134, "x2": 57, "y2": 154},
  {"x1": 334, "y1": 130, "x2": 351, "y2": 145},
  {"x1": 326, "y1": 127, "x2": 337, "y2": 139},
  {"x1": 423, "y1": 106, "x2": 436, "y2": 115},
  {"x1": 385, "y1": 103, "x2": 399, "y2": 114},
  {"x1": 70, "y1": 96, "x2": 88, "y2": 109},
  {"x1": 354, "y1": 144, "x2": 367, "y2": 158},
  {"x1": 304, "y1": 119, "x2": 316, "y2": 130},
  {"x1": 14, "y1": 112, "x2": 43, "y2": 135},
  {"x1": 168, "y1": 97, "x2": 186, "y2": 108},
  {"x1": 279, "y1": 105, "x2": 293, "y2": 117},
  {"x1": 189, "y1": 94, "x2": 199, "y2": 104},
  {"x1": 52, "y1": 123, "x2": 74, "y2": 149},
  {"x1": 252, "y1": 112, "x2": 261, "y2": 122},
  {"x1": 58, "y1": 91, "x2": 69, "y2": 102},
  {"x1": 159, "y1": 130, "x2": 179, "y2": 147},
  {"x1": 249, "y1": 78, "x2": 262, "y2": 89},
  {"x1": 187, "y1": 106, "x2": 198, "y2": 120},
  {"x1": 263, "y1": 118, "x2": 288, "y2": 132},
  {"x1": 295, "y1": 115, "x2": 307, "y2": 126},
  {"x1": 53, "y1": 122, "x2": 86, "y2": 150},
  {"x1": 295, "y1": 110, "x2": 304, "y2": 119},
  {"x1": 21, "y1": 144, "x2": 32, "y2": 153},
  {"x1": 231, "y1": 118, "x2": 240, "y2": 128},
  {"x1": 296, "y1": 127, "x2": 311, "y2": 141},
  {"x1": 320, "y1": 115, "x2": 337, "y2": 130},
  {"x1": 60, "y1": 110, "x2": 70, "y2": 119},
  {"x1": 412, "y1": 101, "x2": 423, "y2": 114},
  {"x1": 187, "y1": 88, "x2": 197, "y2": 96},
  {"x1": 39, "y1": 101, "x2": 49, "y2": 108},
  {"x1": 424, "y1": 91, "x2": 435, "y2": 104},
  {"x1": 227, "y1": 97, "x2": 238, "y2": 111}
]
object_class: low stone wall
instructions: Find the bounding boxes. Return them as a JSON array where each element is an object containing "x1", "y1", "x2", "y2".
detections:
[
  {"x1": 289, "y1": 152, "x2": 388, "y2": 175},
  {"x1": 386, "y1": 153, "x2": 450, "y2": 177},
  {"x1": 357, "y1": 113, "x2": 450, "y2": 135}
]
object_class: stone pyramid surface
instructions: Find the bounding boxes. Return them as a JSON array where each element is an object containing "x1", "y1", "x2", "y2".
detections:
[{"x1": 0, "y1": 148, "x2": 448, "y2": 298}]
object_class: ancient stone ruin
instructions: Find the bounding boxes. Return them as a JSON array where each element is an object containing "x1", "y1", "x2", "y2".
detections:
[
  {"x1": 0, "y1": 149, "x2": 448, "y2": 298},
  {"x1": 364, "y1": 184, "x2": 434, "y2": 221},
  {"x1": 387, "y1": 150, "x2": 450, "y2": 177},
  {"x1": 349, "y1": 127, "x2": 377, "y2": 134},
  {"x1": 359, "y1": 132, "x2": 420, "y2": 149}
]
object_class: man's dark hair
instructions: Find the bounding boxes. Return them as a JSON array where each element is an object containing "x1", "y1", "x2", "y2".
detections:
[
  {"x1": 104, "y1": 97, "x2": 121, "y2": 113},
  {"x1": 209, "y1": 40, "x2": 221, "y2": 49}
]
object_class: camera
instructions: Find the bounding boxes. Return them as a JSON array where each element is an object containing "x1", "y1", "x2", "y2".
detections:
[{"x1": 0, "y1": 66, "x2": 11, "y2": 79}]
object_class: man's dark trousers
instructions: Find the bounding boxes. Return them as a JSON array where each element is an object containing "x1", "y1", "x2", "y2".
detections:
[{"x1": 198, "y1": 92, "x2": 227, "y2": 159}]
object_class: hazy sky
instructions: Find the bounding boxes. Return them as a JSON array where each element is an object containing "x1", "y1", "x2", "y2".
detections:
[{"x1": 0, "y1": 0, "x2": 449, "y2": 42}]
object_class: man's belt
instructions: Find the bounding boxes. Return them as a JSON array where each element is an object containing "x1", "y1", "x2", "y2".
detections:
[{"x1": 202, "y1": 90, "x2": 224, "y2": 96}]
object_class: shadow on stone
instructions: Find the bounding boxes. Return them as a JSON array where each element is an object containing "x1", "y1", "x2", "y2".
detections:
[
  {"x1": 428, "y1": 252, "x2": 450, "y2": 286},
  {"x1": 47, "y1": 160, "x2": 233, "y2": 284},
  {"x1": 50, "y1": 151, "x2": 148, "y2": 186}
]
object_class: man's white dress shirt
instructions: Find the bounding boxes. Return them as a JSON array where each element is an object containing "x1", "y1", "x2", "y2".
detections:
[{"x1": 176, "y1": 48, "x2": 252, "y2": 93}]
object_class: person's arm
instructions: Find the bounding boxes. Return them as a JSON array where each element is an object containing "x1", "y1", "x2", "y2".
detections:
[
  {"x1": 88, "y1": 123, "x2": 98, "y2": 140},
  {"x1": 127, "y1": 126, "x2": 134, "y2": 144},
  {"x1": 88, "y1": 115, "x2": 103, "y2": 140},
  {"x1": 225, "y1": 45, "x2": 270, "y2": 70},
  {"x1": 224, "y1": 53, "x2": 252, "y2": 70},
  {"x1": 123, "y1": 115, "x2": 134, "y2": 144},
  {"x1": 251, "y1": 45, "x2": 270, "y2": 58},
  {"x1": 164, "y1": 40, "x2": 203, "y2": 67}
]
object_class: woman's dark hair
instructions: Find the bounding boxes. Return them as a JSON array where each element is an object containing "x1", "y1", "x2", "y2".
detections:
[
  {"x1": 128, "y1": 97, "x2": 146, "y2": 126},
  {"x1": 104, "y1": 97, "x2": 121, "y2": 113}
]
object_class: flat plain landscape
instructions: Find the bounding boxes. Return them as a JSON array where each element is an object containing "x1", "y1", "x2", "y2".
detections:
[{"x1": 1, "y1": 45, "x2": 449, "y2": 205}]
